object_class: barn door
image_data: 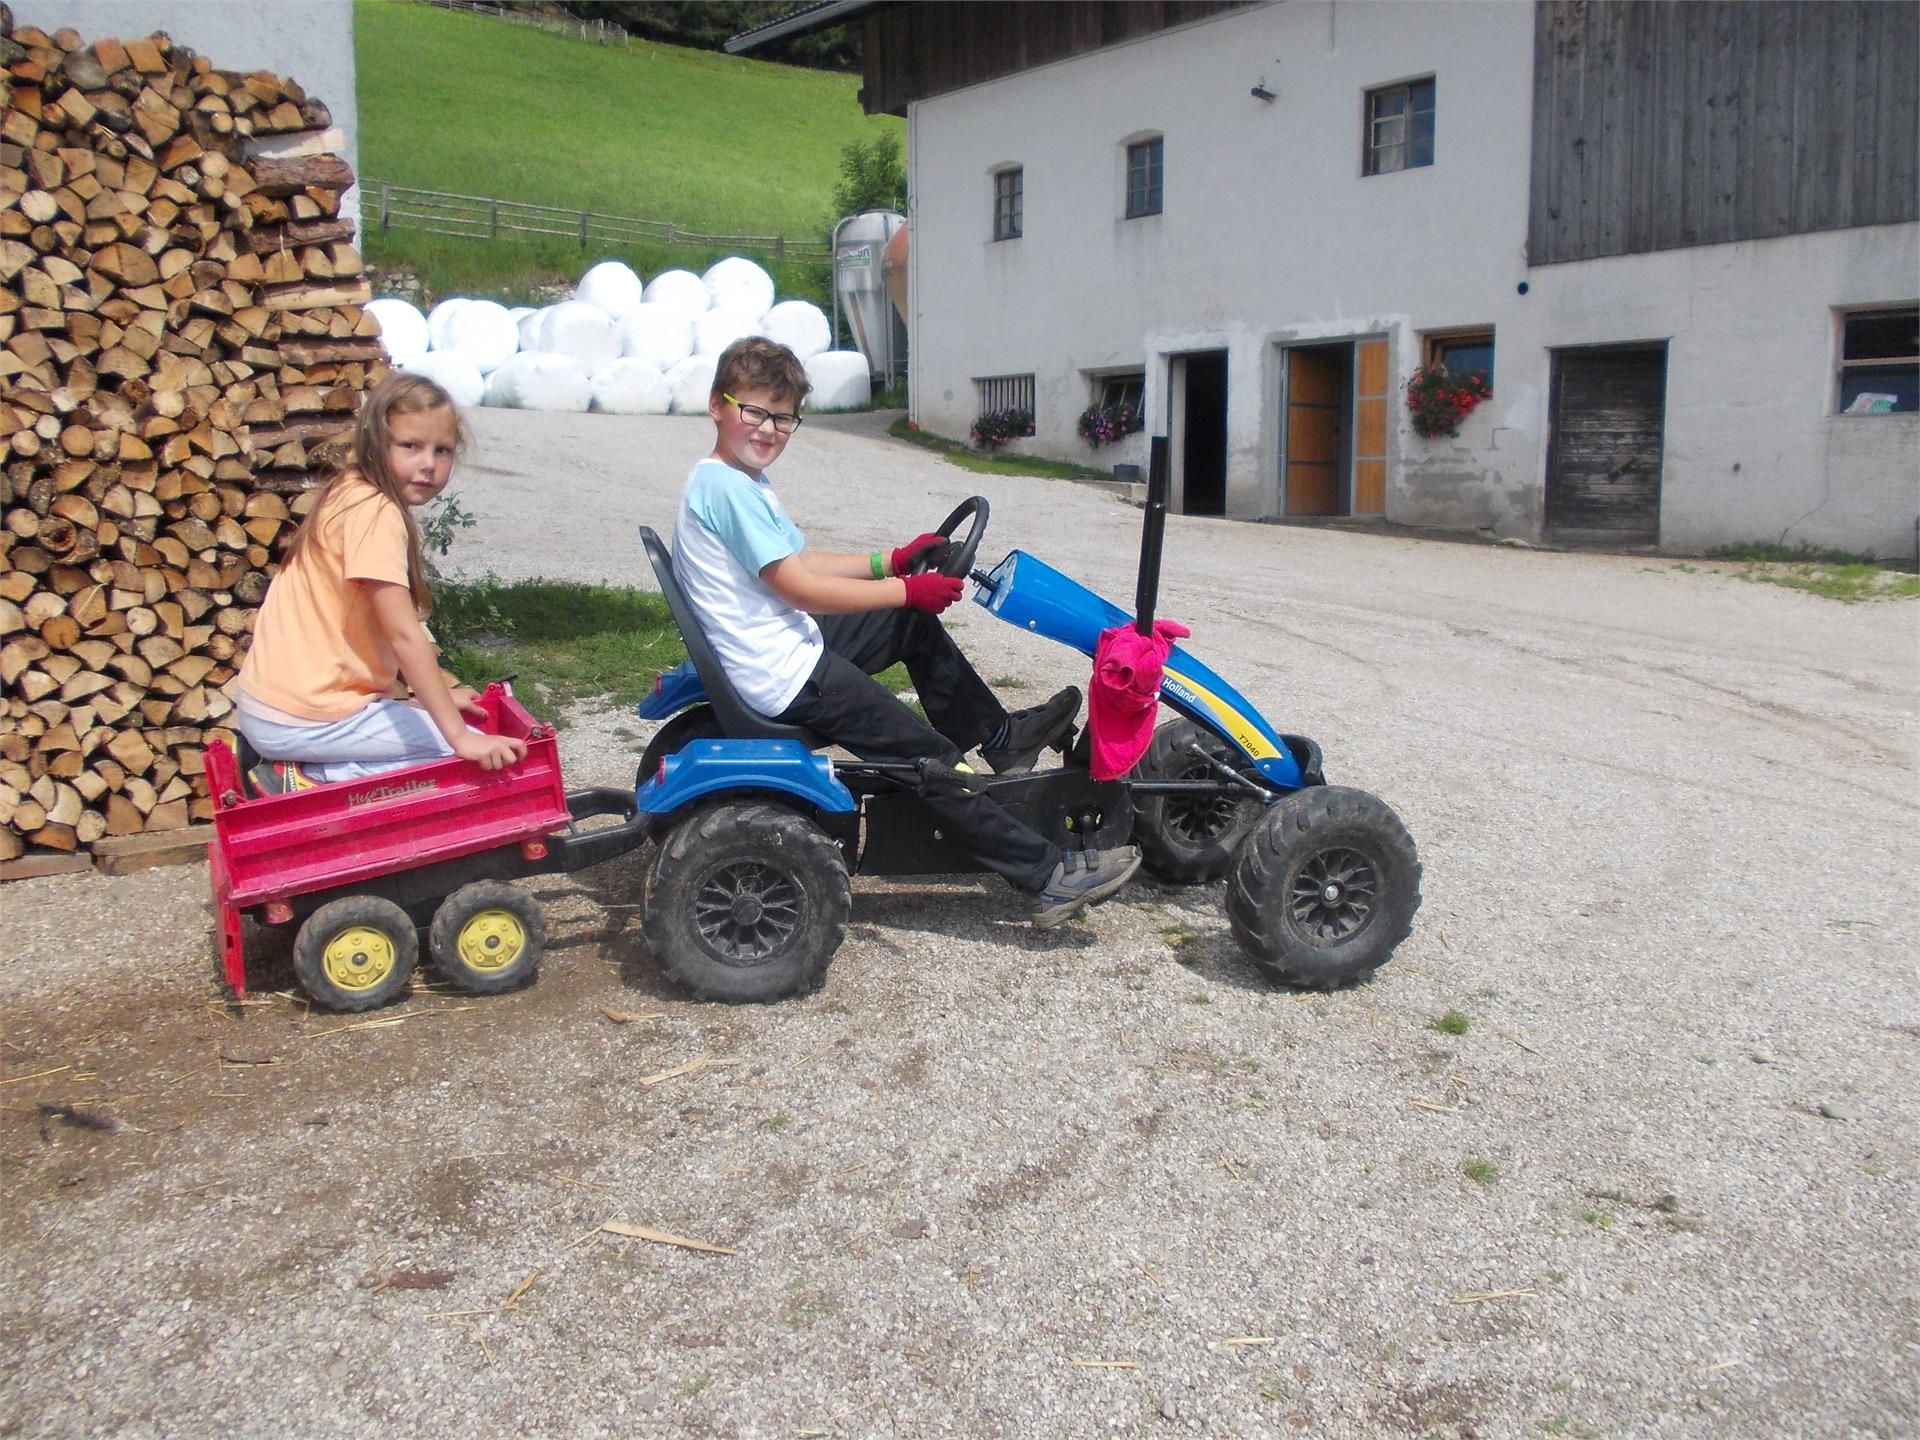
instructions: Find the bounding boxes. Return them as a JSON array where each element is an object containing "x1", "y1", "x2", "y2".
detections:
[
  {"x1": 1546, "y1": 346, "x2": 1667, "y2": 546},
  {"x1": 1351, "y1": 338, "x2": 1388, "y2": 515},
  {"x1": 1284, "y1": 348, "x2": 1343, "y2": 515}
]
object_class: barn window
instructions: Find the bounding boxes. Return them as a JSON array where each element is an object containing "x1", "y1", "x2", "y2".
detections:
[
  {"x1": 1125, "y1": 137, "x2": 1163, "y2": 218},
  {"x1": 1365, "y1": 77, "x2": 1435, "y2": 176},
  {"x1": 1837, "y1": 306, "x2": 1918, "y2": 414},
  {"x1": 1426, "y1": 329, "x2": 1495, "y2": 390},
  {"x1": 992, "y1": 167, "x2": 1023, "y2": 242}
]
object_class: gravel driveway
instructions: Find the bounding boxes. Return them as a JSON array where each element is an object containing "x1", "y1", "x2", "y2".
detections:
[{"x1": 3, "y1": 408, "x2": 1914, "y2": 1439}]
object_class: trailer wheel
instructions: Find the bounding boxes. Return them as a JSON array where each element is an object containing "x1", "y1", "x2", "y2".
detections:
[
  {"x1": 429, "y1": 881, "x2": 545, "y2": 994},
  {"x1": 293, "y1": 894, "x2": 418, "y2": 1012},
  {"x1": 643, "y1": 801, "x2": 849, "y2": 1003},
  {"x1": 1227, "y1": 786, "x2": 1421, "y2": 990},
  {"x1": 1131, "y1": 718, "x2": 1266, "y2": 883},
  {"x1": 637, "y1": 705, "x2": 723, "y2": 791}
]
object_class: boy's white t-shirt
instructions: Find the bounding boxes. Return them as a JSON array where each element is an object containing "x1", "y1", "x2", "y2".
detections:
[{"x1": 673, "y1": 458, "x2": 824, "y2": 716}]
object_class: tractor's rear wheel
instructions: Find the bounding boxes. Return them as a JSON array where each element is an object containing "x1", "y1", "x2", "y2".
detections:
[{"x1": 643, "y1": 801, "x2": 849, "y2": 1003}]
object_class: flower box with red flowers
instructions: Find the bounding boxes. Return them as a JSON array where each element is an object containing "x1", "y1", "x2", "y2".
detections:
[{"x1": 1405, "y1": 363, "x2": 1492, "y2": 439}]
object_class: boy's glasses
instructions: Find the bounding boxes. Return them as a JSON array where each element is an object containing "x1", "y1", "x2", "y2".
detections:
[{"x1": 724, "y1": 394, "x2": 803, "y2": 434}]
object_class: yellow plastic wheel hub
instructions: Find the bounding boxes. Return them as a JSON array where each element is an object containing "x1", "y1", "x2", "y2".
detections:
[
  {"x1": 321, "y1": 924, "x2": 398, "y2": 992},
  {"x1": 454, "y1": 908, "x2": 527, "y2": 973}
]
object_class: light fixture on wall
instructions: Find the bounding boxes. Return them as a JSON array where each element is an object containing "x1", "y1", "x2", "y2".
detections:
[{"x1": 1250, "y1": 79, "x2": 1276, "y2": 102}]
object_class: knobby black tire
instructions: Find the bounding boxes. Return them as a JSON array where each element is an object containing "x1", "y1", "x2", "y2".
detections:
[
  {"x1": 292, "y1": 894, "x2": 419, "y2": 1013},
  {"x1": 1226, "y1": 786, "x2": 1422, "y2": 990},
  {"x1": 643, "y1": 801, "x2": 850, "y2": 1004},
  {"x1": 1131, "y1": 718, "x2": 1266, "y2": 884},
  {"x1": 637, "y1": 705, "x2": 725, "y2": 791},
  {"x1": 428, "y1": 880, "x2": 546, "y2": 994}
]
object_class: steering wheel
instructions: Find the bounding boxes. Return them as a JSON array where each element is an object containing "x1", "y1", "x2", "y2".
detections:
[{"x1": 911, "y1": 496, "x2": 990, "y2": 579}]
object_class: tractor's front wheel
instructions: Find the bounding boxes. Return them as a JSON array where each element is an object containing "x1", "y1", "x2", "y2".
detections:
[
  {"x1": 293, "y1": 894, "x2": 419, "y2": 1012},
  {"x1": 643, "y1": 801, "x2": 849, "y2": 1003},
  {"x1": 1226, "y1": 786, "x2": 1421, "y2": 990},
  {"x1": 1131, "y1": 718, "x2": 1266, "y2": 884}
]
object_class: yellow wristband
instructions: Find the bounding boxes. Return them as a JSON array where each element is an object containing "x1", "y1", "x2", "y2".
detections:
[{"x1": 871, "y1": 551, "x2": 887, "y2": 579}]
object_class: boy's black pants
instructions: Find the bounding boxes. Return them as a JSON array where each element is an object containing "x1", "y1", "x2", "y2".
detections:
[{"x1": 774, "y1": 608, "x2": 1060, "y2": 895}]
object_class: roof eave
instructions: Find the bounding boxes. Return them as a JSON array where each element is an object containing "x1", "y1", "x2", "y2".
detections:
[{"x1": 724, "y1": 1, "x2": 887, "y2": 54}]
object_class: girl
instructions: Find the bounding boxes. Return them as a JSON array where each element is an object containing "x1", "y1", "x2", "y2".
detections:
[{"x1": 234, "y1": 372, "x2": 525, "y2": 792}]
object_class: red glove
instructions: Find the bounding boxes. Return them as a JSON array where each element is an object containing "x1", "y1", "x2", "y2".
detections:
[
  {"x1": 889, "y1": 532, "x2": 947, "y2": 577},
  {"x1": 901, "y1": 572, "x2": 964, "y2": 614}
]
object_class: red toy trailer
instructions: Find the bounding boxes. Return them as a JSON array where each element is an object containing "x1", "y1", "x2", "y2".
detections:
[{"x1": 206, "y1": 683, "x2": 648, "y2": 1011}]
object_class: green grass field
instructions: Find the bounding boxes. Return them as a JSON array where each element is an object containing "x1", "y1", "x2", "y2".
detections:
[{"x1": 355, "y1": 0, "x2": 900, "y2": 299}]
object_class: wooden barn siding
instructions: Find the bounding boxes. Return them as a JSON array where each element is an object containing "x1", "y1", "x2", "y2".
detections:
[
  {"x1": 861, "y1": 1, "x2": 1253, "y2": 116},
  {"x1": 1528, "y1": 0, "x2": 1919, "y2": 265}
]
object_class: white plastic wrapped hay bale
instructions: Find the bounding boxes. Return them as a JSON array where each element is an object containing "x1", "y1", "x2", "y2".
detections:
[
  {"x1": 576, "y1": 259, "x2": 645, "y2": 319},
  {"x1": 616, "y1": 304, "x2": 695, "y2": 371},
  {"x1": 425, "y1": 297, "x2": 470, "y2": 351},
  {"x1": 666, "y1": 355, "x2": 720, "y2": 415},
  {"x1": 536, "y1": 301, "x2": 620, "y2": 372},
  {"x1": 366, "y1": 297, "x2": 429, "y2": 367},
  {"x1": 516, "y1": 306, "x2": 549, "y2": 352},
  {"x1": 441, "y1": 299, "x2": 520, "y2": 374},
  {"x1": 400, "y1": 350, "x2": 486, "y2": 408},
  {"x1": 483, "y1": 352, "x2": 593, "y2": 412},
  {"x1": 702, "y1": 256, "x2": 774, "y2": 319},
  {"x1": 692, "y1": 306, "x2": 764, "y2": 358},
  {"x1": 642, "y1": 268, "x2": 711, "y2": 320},
  {"x1": 804, "y1": 351, "x2": 872, "y2": 411},
  {"x1": 760, "y1": 300, "x2": 830, "y2": 361},
  {"x1": 588, "y1": 358, "x2": 672, "y2": 415}
]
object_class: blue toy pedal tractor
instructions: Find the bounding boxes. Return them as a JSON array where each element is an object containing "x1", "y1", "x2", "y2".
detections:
[{"x1": 633, "y1": 437, "x2": 1421, "y2": 1003}]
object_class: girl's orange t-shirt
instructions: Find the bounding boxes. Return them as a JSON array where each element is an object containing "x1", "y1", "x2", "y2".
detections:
[{"x1": 237, "y1": 478, "x2": 413, "y2": 722}]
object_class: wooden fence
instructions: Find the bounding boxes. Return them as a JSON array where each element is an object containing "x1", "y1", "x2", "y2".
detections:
[
  {"x1": 422, "y1": 0, "x2": 631, "y2": 46},
  {"x1": 365, "y1": 179, "x2": 832, "y2": 269}
]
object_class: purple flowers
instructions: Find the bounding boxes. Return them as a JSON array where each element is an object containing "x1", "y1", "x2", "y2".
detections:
[
  {"x1": 971, "y1": 407, "x2": 1035, "y2": 448},
  {"x1": 1076, "y1": 402, "x2": 1144, "y2": 448}
]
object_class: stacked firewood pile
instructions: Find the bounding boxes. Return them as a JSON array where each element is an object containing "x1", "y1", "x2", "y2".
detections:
[{"x1": 0, "y1": 17, "x2": 387, "y2": 862}]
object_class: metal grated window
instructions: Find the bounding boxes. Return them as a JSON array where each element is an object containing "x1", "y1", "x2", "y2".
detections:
[{"x1": 975, "y1": 374, "x2": 1035, "y2": 415}]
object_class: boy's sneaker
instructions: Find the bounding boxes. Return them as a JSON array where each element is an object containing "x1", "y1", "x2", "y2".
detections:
[
  {"x1": 980, "y1": 685, "x2": 1081, "y2": 774},
  {"x1": 247, "y1": 760, "x2": 317, "y2": 797},
  {"x1": 1031, "y1": 845, "x2": 1142, "y2": 929}
]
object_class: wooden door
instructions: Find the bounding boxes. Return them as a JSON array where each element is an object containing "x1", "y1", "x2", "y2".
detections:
[
  {"x1": 1546, "y1": 347, "x2": 1667, "y2": 546},
  {"x1": 1285, "y1": 349, "x2": 1341, "y2": 515},
  {"x1": 1351, "y1": 338, "x2": 1388, "y2": 514}
]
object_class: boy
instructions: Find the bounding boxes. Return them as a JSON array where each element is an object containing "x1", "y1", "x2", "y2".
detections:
[{"x1": 672, "y1": 337, "x2": 1141, "y2": 928}]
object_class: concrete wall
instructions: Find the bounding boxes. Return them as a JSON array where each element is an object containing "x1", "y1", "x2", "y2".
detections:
[
  {"x1": 905, "y1": 0, "x2": 1919, "y2": 555},
  {"x1": 13, "y1": 0, "x2": 358, "y2": 226}
]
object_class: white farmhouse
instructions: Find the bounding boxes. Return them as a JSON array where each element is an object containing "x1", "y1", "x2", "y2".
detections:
[{"x1": 735, "y1": 1, "x2": 1918, "y2": 555}]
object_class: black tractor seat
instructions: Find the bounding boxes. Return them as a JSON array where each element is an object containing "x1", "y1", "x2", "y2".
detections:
[{"x1": 639, "y1": 525, "x2": 824, "y2": 750}]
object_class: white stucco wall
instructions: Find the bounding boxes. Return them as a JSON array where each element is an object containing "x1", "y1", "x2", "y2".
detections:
[
  {"x1": 13, "y1": 1, "x2": 358, "y2": 228},
  {"x1": 906, "y1": 0, "x2": 1919, "y2": 555}
]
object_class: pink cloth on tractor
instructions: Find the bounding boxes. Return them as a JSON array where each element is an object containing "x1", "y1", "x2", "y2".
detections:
[{"x1": 1087, "y1": 618, "x2": 1190, "y2": 781}]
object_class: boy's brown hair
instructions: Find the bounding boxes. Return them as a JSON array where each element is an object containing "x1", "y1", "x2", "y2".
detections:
[{"x1": 711, "y1": 337, "x2": 812, "y2": 408}]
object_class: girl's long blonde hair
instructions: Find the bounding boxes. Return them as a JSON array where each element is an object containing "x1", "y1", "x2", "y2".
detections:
[{"x1": 280, "y1": 371, "x2": 468, "y2": 614}]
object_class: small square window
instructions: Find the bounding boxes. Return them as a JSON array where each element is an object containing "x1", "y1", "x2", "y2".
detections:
[
  {"x1": 1126, "y1": 137, "x2": 1163, "y2": 219},
  {"x1": 1428, "y1": 330, "x2": 1494, "y2": 390},
  {"x1": 1838, "y1": 306, "x2": 1917, "y2": 414},
  {"x1": 993, "y1": 167, "x2": 1023, "y2": 242},
  {"x1": 1365, "y1": 78, "x2": 1435, "y2": 176}
]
